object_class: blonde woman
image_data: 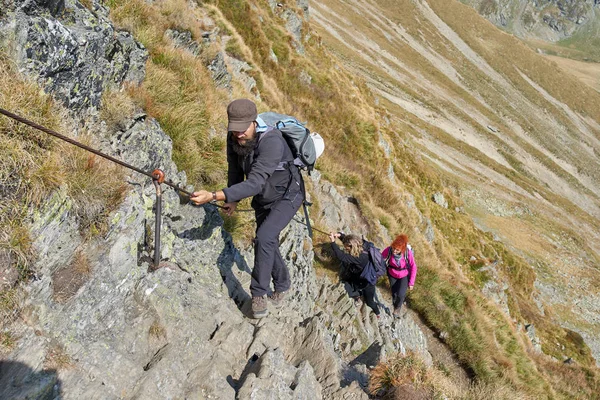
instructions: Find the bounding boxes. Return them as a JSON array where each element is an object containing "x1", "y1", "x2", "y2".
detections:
[{"x1": 329, "y1": 232, "x2": 381, "y2": 318}]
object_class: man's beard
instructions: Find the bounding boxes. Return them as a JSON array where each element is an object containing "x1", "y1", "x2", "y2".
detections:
[{"x1": 232, "y1": 136, "x2": 258, "y2": 156}]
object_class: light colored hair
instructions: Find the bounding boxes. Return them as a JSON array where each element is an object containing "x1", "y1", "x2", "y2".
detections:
[{"x1": 342, "y1": 234, "x2": 363, "y2": 257}]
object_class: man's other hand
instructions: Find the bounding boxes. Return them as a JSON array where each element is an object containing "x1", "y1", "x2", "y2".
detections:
[{"x1": 222, "y1": 202, "x2": 238, "y2": 216}]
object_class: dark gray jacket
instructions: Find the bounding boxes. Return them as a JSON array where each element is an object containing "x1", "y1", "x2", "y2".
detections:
[
  {"x1": 222, "y1": 128, "x2": 302, "y2": 209},
  {"x1": 331, "y1": 240, "x2": 371, "y2": 290}
]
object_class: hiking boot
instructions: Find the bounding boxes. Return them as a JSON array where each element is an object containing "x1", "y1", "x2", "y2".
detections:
[
  {"x1": 393, "y1": 307, "x2": 402, "y2": 318},
  {"x1": 268, "y1": 291, "x2": 286, "y2": 308},
  {"x1": 252, "y1": 295, "x2": 269, "y2": 319},
  {"x1": 353, "y1": 297, "x2": 363, "y2": 307}
]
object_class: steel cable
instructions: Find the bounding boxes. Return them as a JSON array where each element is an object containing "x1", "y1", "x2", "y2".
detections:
[
  {"x1": 0, "y1": 107, "x2": 330, "y2": 235},
  {"x1": 0, "y1": 107, "x2": 192, "y2": 196}
]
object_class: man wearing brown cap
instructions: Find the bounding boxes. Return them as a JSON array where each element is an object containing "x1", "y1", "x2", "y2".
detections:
[{"x1": 190, "y1": 99, "x2": 303, "y2": 318}]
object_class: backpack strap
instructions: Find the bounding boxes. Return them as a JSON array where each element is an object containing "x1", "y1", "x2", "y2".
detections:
[
  {"x1": 260, "y1": 121, "x2": 314, "y2": 238},
  {"x1": 257, "y1": 127, "x2": 287, "y2": 171},
  {"x1": 388, "y1": 248, "x2": 409, "y2": 271},
  {"x1": 257, "y1": 126, "x2": 273, "y2": 141}
]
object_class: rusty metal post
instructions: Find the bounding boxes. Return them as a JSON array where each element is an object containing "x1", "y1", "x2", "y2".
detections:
[{"x1": 152, "y1": 179, "x2": 162, "y2": 270}]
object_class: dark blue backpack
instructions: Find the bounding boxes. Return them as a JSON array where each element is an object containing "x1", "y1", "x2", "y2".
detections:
[{"x1": 360, "y1": 241, "x2": 387, "y2": 285}]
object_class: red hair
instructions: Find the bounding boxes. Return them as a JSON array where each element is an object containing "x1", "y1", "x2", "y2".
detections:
[{"x1": 391, "y1": 234, "x2": 408, "y2": 253}]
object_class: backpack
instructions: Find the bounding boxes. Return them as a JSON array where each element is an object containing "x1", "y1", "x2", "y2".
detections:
[
  {"x1": 360, "y1": 241, "x2": 387, "y2": 286},
  {"x1": 258, "y1": 112, "x2": 324, "y2": 174},
  {"x1": 386, "y1": 244, "x2": 413, "y2": 271},
  {"x1": 258, "y1": 112, "x2": 325, "y2": 238}
]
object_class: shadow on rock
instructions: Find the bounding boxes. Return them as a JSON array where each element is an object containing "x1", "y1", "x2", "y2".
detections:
[
  {"x1": 350, "y1": 340, "x2": 383, "y2": 369},
  {"x1": 165, "y1": 199, "x2": 254, "y2": 315},
  {"x1": 216, "y1": 228, "x2": 254, "y2": 316},
  {"x1": 227, "y1": 352, "x2": 261, "y2": 391},
  {"x1": 0, "y1": 360, "x2": 62, "y2": 400},
  {"x1": 176, "y1": 204, "x2": 223, "y2": 241}
]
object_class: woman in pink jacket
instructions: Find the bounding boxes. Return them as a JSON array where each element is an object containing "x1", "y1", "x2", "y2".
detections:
[{"x1": 381, "y1": 234, "x2": 417, "y2": 317}]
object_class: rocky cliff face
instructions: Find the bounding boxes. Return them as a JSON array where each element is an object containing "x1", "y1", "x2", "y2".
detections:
[
  {"x1": 461, "y1": 0, "x2": 600, "y2": 41},
  {"x1": 0, "y1": 1, "x2": 433, "y2": 398},
  {"x1": 0, "y1": 0, "x2": 146, "y2": 114}
]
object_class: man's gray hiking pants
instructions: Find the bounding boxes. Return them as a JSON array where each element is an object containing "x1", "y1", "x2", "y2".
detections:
[{"x1": 250, "y1": 191, "x2": 303, "y2": 297}]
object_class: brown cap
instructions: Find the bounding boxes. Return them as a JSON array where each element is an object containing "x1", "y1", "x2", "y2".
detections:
[{"x1": 227, "y1": 99, "x2": 257, "y2": 132}]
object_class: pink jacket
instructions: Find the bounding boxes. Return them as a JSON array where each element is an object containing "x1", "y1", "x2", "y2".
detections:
[{"x1": 382, "y1": 246, "x2": 417, "y2": 286}]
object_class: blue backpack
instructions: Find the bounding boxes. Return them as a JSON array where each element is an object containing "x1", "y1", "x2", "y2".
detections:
[
  {"x1": 360, "y1": 241, "x2": 387, "y2": 285},
  {"x1": 258, "y1": 112, "x2": 324, "y2": 174}
]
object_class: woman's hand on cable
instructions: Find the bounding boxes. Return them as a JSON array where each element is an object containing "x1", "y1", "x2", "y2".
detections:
[
  {"x1": 329, "y1": 232, "x2": 342, "y2": 242},
  {"x1": 190, "y1": 190, "x2": 213, "y2": 205}
]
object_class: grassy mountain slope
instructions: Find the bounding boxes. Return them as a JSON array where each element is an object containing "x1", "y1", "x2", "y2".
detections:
[
  {"x1": 308, "y1": 0, "x2": 600, "y2": 394},
  {"x1": 2, "y1": 0, "x2": 599, "y2": 397},
  {"x1": 461, "y1": 0, "x2": 600, "y2": 62}
]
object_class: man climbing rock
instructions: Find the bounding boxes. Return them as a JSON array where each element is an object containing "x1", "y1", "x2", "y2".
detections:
[{"x1": 190, "y1": 99, "x2": 304, "y2": 318}]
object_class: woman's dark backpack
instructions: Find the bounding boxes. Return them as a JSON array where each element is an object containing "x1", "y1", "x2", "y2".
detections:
[{"x1": 360, "y1": 241, "x2": 387, "y2": 285}]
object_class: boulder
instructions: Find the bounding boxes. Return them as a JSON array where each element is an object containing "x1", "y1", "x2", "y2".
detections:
[
  {"x1": 1, "y1": 0, "x2": 147, "y2": 114},
  {"x1": 432, "y1": 192, "x2": 448, "y2": 208}
]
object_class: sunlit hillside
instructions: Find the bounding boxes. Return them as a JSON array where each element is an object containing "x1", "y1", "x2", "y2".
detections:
[
  {"x1": 460, "y1": 0, "x2": 600, "y2": 59},
  {"x1": 2, "y1": 0, "x2": 600, "y2": 397},
  {"x1": 310, "y1": 0, "x2": 600, "y2": 382}
]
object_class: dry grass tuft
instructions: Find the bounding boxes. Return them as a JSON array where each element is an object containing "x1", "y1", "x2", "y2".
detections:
[
  {"x1": 52, "y1": 250, "x2": 92, "y2": 303},
  {"x1": 370, "y1": 351, "x2": 534, "y2": 400},
  {"x1": 61, "y1": 138, "x2": 127, "y2": 236},
  {"x1": 80, "y1": 0, "x2": 93, "y2": 11},
  {"x1": 100, "y1": 88, "x2": 137, "y2": 132},
  {"x1": 0, "y1": 287, "x2": 21, "y2": 326},
  {"x1": 44, "y1": 342, "x2": 73, "y2": 370},
  {"x1": 0, "y1": 331, "x2": 17, "y2": 352},
  {"x1": 464, "y1": 380, "x2": 533, "y2": 400},
  {"x1": 149, "y1": 319, "x2": 167, "y2": 339},
  {"x1": 369, "y1": 352, "x2": 431, "y2": 397},
  {"x1": 221, "y1": 198, "x2": 255, "y2": 245}
]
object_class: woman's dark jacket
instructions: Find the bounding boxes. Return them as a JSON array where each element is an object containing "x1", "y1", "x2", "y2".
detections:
[{"x1": 330, "y1": 241, "x2": 370, "y2": 290}]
